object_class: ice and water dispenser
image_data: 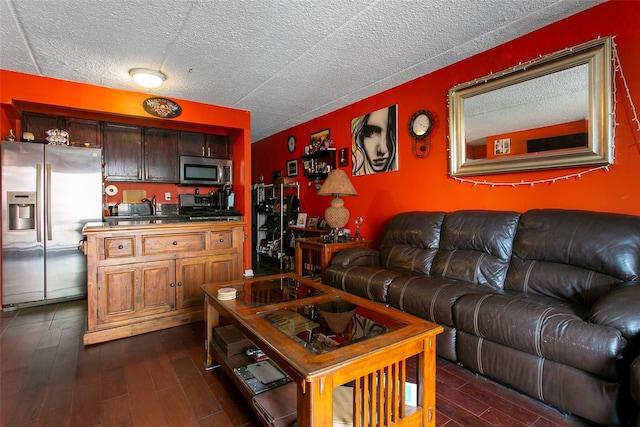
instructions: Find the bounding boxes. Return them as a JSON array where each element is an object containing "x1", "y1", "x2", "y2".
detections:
[{"x1": 7, "y1": 191, "x2": 36, "y2": 231}]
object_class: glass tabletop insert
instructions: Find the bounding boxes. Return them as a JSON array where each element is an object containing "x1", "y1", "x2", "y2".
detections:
[
  {"x1": 261, "y1": 296, "x2": 407, "y2": 354},
  {"x1": 232, "y1": 275, "x2": 324, "y2": 308}
]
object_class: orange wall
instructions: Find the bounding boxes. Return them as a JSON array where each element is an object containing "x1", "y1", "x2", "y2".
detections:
[
  {"x1": 0, "y1": 71, "x2": 254, "y2": 274},
  {"x1": 252, "y1": 1, "x2": 640, "y2": 245}
]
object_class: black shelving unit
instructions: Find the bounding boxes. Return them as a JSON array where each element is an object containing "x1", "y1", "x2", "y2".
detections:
[{"x1": 301, "y1": 148, "x2": 336, "y2": 180}]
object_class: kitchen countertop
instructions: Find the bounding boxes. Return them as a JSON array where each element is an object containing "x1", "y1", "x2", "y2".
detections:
[{"x1": 83, "y1": 216, "x2": 244, "y2": 232}]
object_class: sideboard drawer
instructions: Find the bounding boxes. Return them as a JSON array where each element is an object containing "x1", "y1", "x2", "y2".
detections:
[
  {"x1": 142, "y1": 233, "x2": 206, "y2": 255},
  {"x1": 104, "y1": 237, "x2": 135, "y2": 258},
  {"x1": 211, "y1": 230, "x2": 233, "y2": 249}
]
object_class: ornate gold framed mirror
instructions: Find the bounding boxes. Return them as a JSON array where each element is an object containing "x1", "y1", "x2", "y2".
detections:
[{"x1": 448, "y1": 37, "x2": 613, "y2": 177}]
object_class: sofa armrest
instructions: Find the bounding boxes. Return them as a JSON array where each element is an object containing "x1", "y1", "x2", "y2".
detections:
[
  {"x1": 590, "y1": 284, "x2": 640, "y2": 349},
  {"x1": 330, "y1": 248, "x2": 381, "y2": 268}
]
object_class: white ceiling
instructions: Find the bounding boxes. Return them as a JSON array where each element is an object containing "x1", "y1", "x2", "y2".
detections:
[{"x1": 0, "y1": 0, "x2": 603, "y2": 142}]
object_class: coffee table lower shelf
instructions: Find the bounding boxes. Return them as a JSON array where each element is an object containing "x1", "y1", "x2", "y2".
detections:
[{"x1": 207, "y1": 330, "x2": 422, "y2": 427}]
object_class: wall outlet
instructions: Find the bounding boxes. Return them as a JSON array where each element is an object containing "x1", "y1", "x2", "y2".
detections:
[{"x1": 164, "y1": 192, "x2": 171, "y2": 201}]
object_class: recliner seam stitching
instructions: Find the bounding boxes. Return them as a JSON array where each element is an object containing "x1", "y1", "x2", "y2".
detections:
[
  {"x1": 442, "y1": 250, "x2": 455, "y2": 277},
  {"x1": 398, "y1": 276, "x2": 418, "y2": 312},
  {"x1": 474, "y1": 252, "x2": 487, "y2": 284},
  {"x1": 523, "y1": 260, "x2": 537, "y2": 295}
]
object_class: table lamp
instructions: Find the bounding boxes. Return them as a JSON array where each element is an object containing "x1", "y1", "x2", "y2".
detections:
[{"x1": 317, "y1": 169, "x2": 358, "y2": 241}]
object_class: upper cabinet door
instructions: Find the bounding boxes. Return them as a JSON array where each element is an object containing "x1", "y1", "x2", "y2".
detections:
[
  {"x1": 178, "y1": 131, "x2": 207, "y2": 157},
  {"x1": 206, "y1": 134, "x2": 231, "y2": 159},
  {"x1": 66, "y1": 118, "x2": 102, "y2": 148},
  {"x1": 22, "y1": 112, "x2": 63, "y2": 143},
  {"x1": 144, "y1": 128, "x2": 178, "y2": 182},
  {"x1": 103, "y1": 123, "x2": 143, "y2": 181}
]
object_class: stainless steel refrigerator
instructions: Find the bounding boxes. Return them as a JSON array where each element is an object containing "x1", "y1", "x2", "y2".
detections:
[{"x1": 2, "y1": 141, "x2": 102, "y2": 307}]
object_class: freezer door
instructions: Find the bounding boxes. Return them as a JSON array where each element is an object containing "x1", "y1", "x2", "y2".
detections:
[
  {"x1": 1, "y1": 142, "x2": 45, "y2": 305},
  {"x1": 44, "y1": 145, "x2": 103, "y2": 300}
]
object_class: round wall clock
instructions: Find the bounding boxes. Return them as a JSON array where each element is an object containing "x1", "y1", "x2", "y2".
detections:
[
  {"x1": 408, "y1": 110, "x2": 433, "y2": 140},
  {"x1": 287, "y1": 135, "x2": 297, "y2": 153}
]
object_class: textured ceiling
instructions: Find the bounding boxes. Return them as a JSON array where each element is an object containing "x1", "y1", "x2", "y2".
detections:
[{"x1": 0, "y1": 0, "x2": 603, "y2": 142}]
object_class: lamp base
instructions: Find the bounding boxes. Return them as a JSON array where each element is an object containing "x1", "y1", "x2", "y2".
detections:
[{"x1": 324, "y1": 196, "x2": 350, "y2": 230}]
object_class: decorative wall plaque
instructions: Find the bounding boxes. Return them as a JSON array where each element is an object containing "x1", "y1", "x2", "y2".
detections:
[{"x1": 143, "y1": 97, "x2": 182, "y2": 118}]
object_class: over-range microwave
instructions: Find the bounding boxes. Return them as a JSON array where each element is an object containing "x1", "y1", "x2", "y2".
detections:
[{"x1": 179, "y1": 156, "x2": 233, "y2": 186}]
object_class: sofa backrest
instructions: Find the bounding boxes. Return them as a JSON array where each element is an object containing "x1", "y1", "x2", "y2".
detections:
[
  {"x1": 506, "y1": 209, "x2": 640, "y2": 306},
  {"x1": 430, "y1": 210, "x2": 521, "y2": 290},
  {"x1": 379, "y1": 212, "x2": 445, "y2": 276}
]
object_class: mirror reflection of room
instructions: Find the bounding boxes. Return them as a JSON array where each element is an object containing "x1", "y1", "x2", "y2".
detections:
[{"x1": 464, "y1": 64, "x2": 589, "y2": 160}]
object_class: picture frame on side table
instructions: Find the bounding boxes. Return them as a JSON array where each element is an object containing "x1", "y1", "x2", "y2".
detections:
[
  {"x1": 287, "y1": 159, "x2": 298, "y2": 177},
  {"x1": 308, "y1": 216, "x2": 319, "y2": 228},
  {"x1": 295, "y1": 213, "x2": 308, "y2": 228}
]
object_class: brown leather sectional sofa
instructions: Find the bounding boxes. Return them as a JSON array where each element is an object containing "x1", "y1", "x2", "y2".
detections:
[{"x1": 325, "y1": 209, "x2": 640, "y2": 427}]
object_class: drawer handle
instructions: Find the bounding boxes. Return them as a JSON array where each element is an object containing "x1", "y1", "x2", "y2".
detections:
[
  {"x1": 169, "y1": 283, "x2": 175, "y2": 287},
  {"x1": 118, "y1": 244, "x2": 123, "y2": 249},
  {"x1": 177, "y1": 282, "x2": 183, "y2": 287},
  {"x1": 173, "y1": 241, "x2": 178, "y2": 245},
  {"x1": 219, "y1": 238, "x2": 225, "y2": 243}
]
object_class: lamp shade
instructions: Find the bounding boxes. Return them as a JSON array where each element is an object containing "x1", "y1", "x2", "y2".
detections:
[
  {"x1": 318, "y1": 169, "x2": 357, "y2": 230},
  {"x1": 317, "y1": 169, "x2": 357, "y2": 197}
]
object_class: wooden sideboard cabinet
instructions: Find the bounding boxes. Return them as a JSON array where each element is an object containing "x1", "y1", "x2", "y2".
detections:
[{"x1": 82, "y1": 221, "x2": 245, "y2": 345}]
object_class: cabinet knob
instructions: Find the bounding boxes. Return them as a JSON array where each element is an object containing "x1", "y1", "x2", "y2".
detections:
[
  {"x1": 118, "y1": 244, "x2": 123, "y2": 249},
  {"x1": 219, "y1": 238, "x2": 225, "y2": 243},
  {"x1": 173, "y1": 241, "x2": 178, "y2": 245},
  {"x1": 169, "y1": 283, "x2": 175, "y2": 287},
  {"x1": 177, "y1": 282, "x2": 183, "y2": 287}
]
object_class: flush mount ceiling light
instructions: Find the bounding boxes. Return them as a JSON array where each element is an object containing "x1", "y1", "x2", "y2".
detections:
[{"x1": 129, "y1": 68, "x2": 166, "y2": 88}]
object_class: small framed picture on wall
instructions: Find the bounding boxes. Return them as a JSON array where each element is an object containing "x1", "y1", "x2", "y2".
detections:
[
  {"x1": 339, "y1": 148, "x2": 349, "y2": 167},
  {"x1": 310, "y1": 129, "x2": 331, "y2": 152},
  {"x1": 287, "y1": 159, "x2": 298, "y2": 177}
]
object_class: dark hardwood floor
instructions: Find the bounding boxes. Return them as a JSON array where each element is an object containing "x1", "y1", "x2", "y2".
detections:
[{"x1": 1, "y1": 295, "x2": 600, "y2": 426}]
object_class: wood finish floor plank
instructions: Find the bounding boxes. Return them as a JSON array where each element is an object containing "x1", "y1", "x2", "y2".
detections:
[
  {"x1": 171, "y1": 356, "x2": 223, "y2": 420},
  {"x1": 157, "y1": 385, "x2": 201, "y2": 427},
  {"x1": 102, "y1": 394, "x2": 134, "y2": 427},
  {"x1": 124, "y1": 361, "x2": 168, "y2": 427}
]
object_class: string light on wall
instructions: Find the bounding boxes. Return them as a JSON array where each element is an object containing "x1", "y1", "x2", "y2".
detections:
[{"x1": 450, "y1": 37, "x2": 638, "y2": 188}]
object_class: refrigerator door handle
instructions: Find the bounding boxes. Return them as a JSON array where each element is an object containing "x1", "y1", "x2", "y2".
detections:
[
  {"x1": 36, "y1": 162, "x2": 43, "y2": 243},
  {"x1": 46, "y1": 163, "x2": 53, "y2": 241}
]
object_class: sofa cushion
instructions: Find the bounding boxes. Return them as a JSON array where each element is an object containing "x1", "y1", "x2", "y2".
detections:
[
  {"x1": 431, "y1": 210, "x2": 520, "y2": 290},
  {"x1": 454, "y1": 292, "x2": 626, "y2": 380},
  {"x1": 506, "y1": 209, "x2": 640, "y2": 305},
  {"x1": 387, "y1": 275, "x2": 494, "y2": 327},
  {"x1": 379, "y1": 212, "x2": 445, "y2": 276}
]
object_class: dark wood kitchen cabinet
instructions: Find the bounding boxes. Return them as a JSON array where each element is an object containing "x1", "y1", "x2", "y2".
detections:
[
  {"x1": 82, "y1": 221, "x2": 244, "y2": 345},
  {"x1": 22, "y1": 112, "x2": 63, "y2": 143},
  {"x1": 144, "y1": 127, "x2": 178, "y2": 182},
  {"x1": 103, "y1": 122, "x2": 143, "y2": 181},
  {"x1": 66, "y1": 118, "x2": 102, "y2": 148},
  {"x1": 103, "y1": 124, "x2": 178, "y2": 182},
  {"x1": 179, "y1": 131, "x2": 231, "y2": 159},
  {"x1": 22, "y1": 113, "x2": 102, "y2": 147}
]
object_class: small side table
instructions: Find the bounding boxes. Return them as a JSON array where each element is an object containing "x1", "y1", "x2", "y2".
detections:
[{"x1": 295, "y1": 237, "x2": 372, "y2": 282}]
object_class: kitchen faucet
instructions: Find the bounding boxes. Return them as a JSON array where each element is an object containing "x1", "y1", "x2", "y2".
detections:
[{"x1": 141, "y1": 196, "x2": 156, "y2": 216}]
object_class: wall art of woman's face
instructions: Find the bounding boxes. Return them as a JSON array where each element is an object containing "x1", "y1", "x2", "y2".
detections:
[{"x1": 351, "y1": 105, "x2": 397, "y2": 176}]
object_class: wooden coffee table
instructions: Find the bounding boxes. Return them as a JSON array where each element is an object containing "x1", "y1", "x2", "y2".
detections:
[{"x1": 201, "y1": 273, "x2": 442, "y2": 426}]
